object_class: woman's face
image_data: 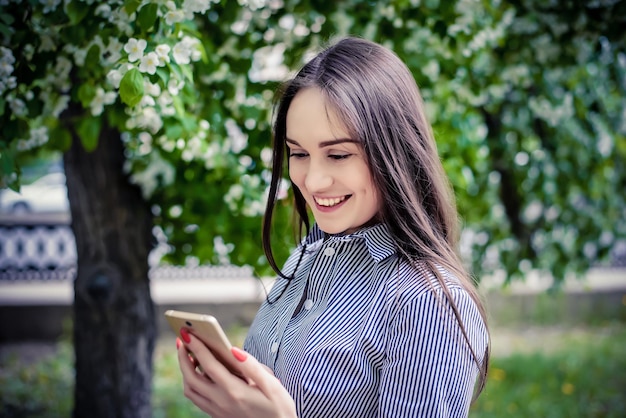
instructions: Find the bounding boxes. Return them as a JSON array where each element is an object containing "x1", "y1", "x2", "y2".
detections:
[{"x1": 286, "y1": 87, "x2": 380, "y2": 235}]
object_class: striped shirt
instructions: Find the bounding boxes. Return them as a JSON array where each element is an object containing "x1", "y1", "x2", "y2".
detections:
[{"x1": 244, "y1": 223, "x2": 488, "y2": 417}]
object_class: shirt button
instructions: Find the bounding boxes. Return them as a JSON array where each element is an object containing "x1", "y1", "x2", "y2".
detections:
[
  {"x1": 304, "y1": 299, "x2": 313, "y2": 310},
  {"x1": 271, "y1": 342, "x2": 279, "y2": 354},
  {"x1": 323, "y1": 247, "x2": 335, "y2": 256}
]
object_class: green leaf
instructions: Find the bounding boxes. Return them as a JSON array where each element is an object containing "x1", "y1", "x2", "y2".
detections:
[
  {"x1": 0, "y1": 144, "x2": 17, "y2": 183},
  {"x1": 76, "y1": 117, "x2": 102, "y2": 152},
  {"x1": 64, "y1": 0, "x2": 89, "y2": 25},
  {"x1": 0, "y1": 24, "x2": 12, "y2": 39},
  {"x1": 180, "y1": 64, "x2": 194, "y2": 83},
  {"x1": 124, "y1": 0, "x2": 143, "y2": 16},
  {"x1": 83, "y1": 44, "x2": 101, "y2": 73},
  {"x1": 48, "y1": 125, "x2": 73, "y2": 152},
  {"x1": 119, "y1": 69, "x2": 144, "y2": 107},
  {"x1": 0, "y1": 12, "x2": 15, "y2": 25},
  {"x1": 137, "y1": 4, "x2": 158, "y2": 32},
  {"x1": 77, "y1": 84, "x2": 96, "y2": 108}
]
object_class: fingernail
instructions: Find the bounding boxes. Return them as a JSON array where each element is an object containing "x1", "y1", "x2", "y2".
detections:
[
  {"x1": 180, "y1": 328, "x2": 191, "y2": 344},
  {"x1": 176, "y1": 337, "x2": 182, "y2": 349},
  {"x1": 231, "y1": 346, "x2": 247, "y2": 362}
]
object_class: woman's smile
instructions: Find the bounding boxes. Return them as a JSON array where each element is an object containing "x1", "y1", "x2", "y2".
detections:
[
  {"x1": 286, "y1": 87, "x2": 380, "y2": 234},
  {"x1": 314, "y1": 195, "x2": 350, "y2": 209}
]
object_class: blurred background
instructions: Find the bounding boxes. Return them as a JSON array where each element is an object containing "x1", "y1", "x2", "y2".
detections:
[{"x1": 1, "y1": 0, "x2": 625, "y2": 417}]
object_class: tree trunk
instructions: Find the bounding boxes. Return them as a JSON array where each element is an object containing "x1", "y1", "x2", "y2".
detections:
[{"x1": 64, "y1": 121, "x2": 156, "y2": 418}]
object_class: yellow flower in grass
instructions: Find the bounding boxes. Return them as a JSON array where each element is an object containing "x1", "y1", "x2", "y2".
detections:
[
  {"x1": 490, "y1": 367, "x2": 506, "y2": 381},
  {"x1": 562, "y1": 382, "x2": 575, "y2": 395}
]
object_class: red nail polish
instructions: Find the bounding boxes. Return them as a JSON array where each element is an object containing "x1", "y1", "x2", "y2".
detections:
[
  {"x1": 180, "y1": 328, "x2": 191, "y2": 344},
  {"x1": 232, "y1": 346, "x2": 247, "y2": 362},
  {"x1": 176, "y1": 337, "x2": 182, "y2": 349}
]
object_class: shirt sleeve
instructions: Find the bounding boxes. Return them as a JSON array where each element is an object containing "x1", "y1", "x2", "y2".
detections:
[{"x1": 377, "y1": 287, "x2": 487, "y2": 417}]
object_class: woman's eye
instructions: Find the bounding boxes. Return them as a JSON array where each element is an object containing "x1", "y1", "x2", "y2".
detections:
[
  {"x1": 329, "y1": 154, "x2": 350, "y2": 160},
  {"x1": 289, "y1": 152, "x2": 308, "y2": 159}
]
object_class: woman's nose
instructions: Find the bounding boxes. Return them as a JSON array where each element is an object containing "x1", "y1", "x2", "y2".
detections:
[{"x1": 304, "y1": 162, "x2": 333, "y2": 192}]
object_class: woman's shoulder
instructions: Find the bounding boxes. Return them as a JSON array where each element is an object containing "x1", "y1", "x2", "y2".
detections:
[
  {"x1": 388, "y1": 259, "x2": 487, "y2": 339},
  {"x1": 389, "y1": 259, "x2": 472, "y2": 308}
]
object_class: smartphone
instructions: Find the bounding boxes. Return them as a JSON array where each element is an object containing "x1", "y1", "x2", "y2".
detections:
[{"x1": 164, "y1": 309, "x2": 244, "y2": 379}]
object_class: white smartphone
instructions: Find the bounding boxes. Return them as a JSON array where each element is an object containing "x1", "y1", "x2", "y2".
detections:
[{"x1": 164, "y1": 309, "x2": 243, "y2": 378}]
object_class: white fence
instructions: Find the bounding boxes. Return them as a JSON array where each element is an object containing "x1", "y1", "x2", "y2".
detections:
[{"x1": 0, "y1": 214, "x2": 253, "y2": 281}]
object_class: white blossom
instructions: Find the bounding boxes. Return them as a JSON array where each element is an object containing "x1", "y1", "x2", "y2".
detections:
[
  {"x1": 30, "y1": 126, "x2": 49, "y2": 146},
  {"x1": 23, "y1": 44, "x2": 35, "y2": 61},
  {"x1": 172, "y1": 42, "x2": 191, "y2": 65},
  {"x1": 260, "y1": 147, "x2": 273, "y2": 167},
  {"x1": 17, "y1": 126, "x2": 49, "y2": 151},
  {"x1": 187, "y1": 135, "x2": 203, "y2": 156},
  {"x1": 165, "y1": 8, "x2": 185, "y2": 25},
  {"x1": 139, "y1": 51, "x2": 159, "y2": 74},
  {"x1": 160, "y1": 135, "x2": 176, "y2": 152},
  {"x1": 95, "y1": 4, "x2": 112, "y2": 18},
  {"x1": 55, "y1": 56, "x2": 72, "y2": 79},
  {"x1": 72, "y1": 47, "x2": 88, "y2": 66},
  {"x1": 158, "y1": 92, "x2": 176, "y2": 116},
  {"x1": 241, "y1": 200, "x2": 264, "y2": 217},
  {"x1": 106, "y1": 68, "x2": 124, "y2": 88},
  {"x1": 249, "y1": 43, "x2": 289, "y2": 82},
  {"x1": 277, "y1": 178, "x2": 290, "y2": 200},
  {"x1": 40, "y1": 0, "x2": 61, "y2": 14},
  {"x1": 224, "y1": 119, "x2": 248, "y2": 153},
  {"x1": 39, "y1": 33, "x2": 56, "y2": 52},
  {"x1": 167, "y1": 78, "x2": 184, "y2": 95},
  {"x1": 128, "y1": 151, "x2": 176, "y2": 199},
  {"x1": 155, "y1": 44, "x2": 171, "y2": 65},
  {"x1": 134, "y1": 107, "x2": 163, "y2": 134},
  {"x1": 8, "y1": 97, "x2": 27, "y2": 117},
  {"x1": 90, "y1": 87, "x2": 117, "y2": 116},
  {"x1": 137, "y1": 131, "x2": 153, "y2": 155},
  {"x1": 213, "y1": 236, "x2": 234, "y2": 265},
  {"x1": 278, "y1": 14, "x2": 295, "y2": 30},
  {"x1": 239, "y1": 155, "x2": 253, "y2": 167},
  {"x1": 111, "y1": 7, "x2": 135, "y2": 36},
  {"x1": 181, "y1": 148, "x2": 194, "y2": 162},
  {"x1": 145, "y1": 81, "x2": 161, "y2": 97},
  {"x1": 172, "y1": 36, "x2": 200, "y2": 65},
  {"x1": 103, "y1": 37, "x2": 124, "y2": 64},
  {"x1": 124, "y1": 38, "x2": 147, "y2": 62},
  {"x1": 225, "y1": 184, "x2": 244, "y2": 202},
  {"x1": 0, "y1": 77, "x2": 15, "y2": 95},
  {"x1": 50, "y1": 94, "x2": 70, "y2": 117},
  {"x1": 140, "y1": 94, "x2": 156, "y2": 107},
  {"x1": 0, "y1": 46, "x2": 15, "y2": 78},
  {"x1": 182, "y1": 0, "x2": 212, "y2": 16}
]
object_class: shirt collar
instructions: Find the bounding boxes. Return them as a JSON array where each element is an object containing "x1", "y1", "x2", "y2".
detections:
[{"x1": 304, "y1": 223, "x2": 397, "y2": 263}]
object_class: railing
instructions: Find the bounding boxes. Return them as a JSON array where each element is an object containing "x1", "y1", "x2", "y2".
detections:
[{"x1": 0, "y1": 213, "x2": 254, "y2": 281}]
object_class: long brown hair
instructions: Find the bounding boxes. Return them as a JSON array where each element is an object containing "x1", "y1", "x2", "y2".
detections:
[{"x1": 262, "y1": 36, "x2": 489, "y2": 397}]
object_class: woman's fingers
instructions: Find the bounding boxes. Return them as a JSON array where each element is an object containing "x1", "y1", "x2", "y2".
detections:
[
  {"x1": 231, "y1": 347, "x2": 283, "y2": 396},
  {"x1": 231, "y1": 347, "x2": 297, "y2": 416},
  {"x1": 180, "y1": 328, "x2": 234, "y2": 385}
]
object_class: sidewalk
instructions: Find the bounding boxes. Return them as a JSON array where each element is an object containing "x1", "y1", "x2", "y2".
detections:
[
  {"x1": 0, "y1": 267, "x2": 623, "y2": 306},
  {"x1": 0, "y1": 267, "x2": 624, "y2": 342},
  {"x1": 480, "y1": 267, "x2": 626, "y2": 295},
  {"x1": 0, "y1": 276, "x2": 271, "y2": 306}
]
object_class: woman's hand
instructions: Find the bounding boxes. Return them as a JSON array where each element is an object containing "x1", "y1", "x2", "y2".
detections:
[{"x1": 176, "y1": 329, "x2": 297, "y2": 418}]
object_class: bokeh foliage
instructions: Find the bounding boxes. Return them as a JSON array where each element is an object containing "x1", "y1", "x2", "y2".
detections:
[{"x1": 1, "y1": 0, "x2": 624, "y2": 283}]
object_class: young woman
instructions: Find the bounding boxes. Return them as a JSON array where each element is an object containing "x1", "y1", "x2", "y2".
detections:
[{"x1": 177, "y1": 36, "x2": 490, "y2": 418}]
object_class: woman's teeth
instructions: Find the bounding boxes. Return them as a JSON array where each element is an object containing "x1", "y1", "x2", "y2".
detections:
[{"x1": 316, "y1": 196, "x2": 347, "y2": 207}]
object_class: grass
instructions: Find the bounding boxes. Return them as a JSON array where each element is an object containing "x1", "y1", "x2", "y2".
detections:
[
  {"x1": 470, "y1": 323, "x2": 626, "y2": 417},
  {"x1": 1, "y1": 324, "x2": 624, "y2": 417}
]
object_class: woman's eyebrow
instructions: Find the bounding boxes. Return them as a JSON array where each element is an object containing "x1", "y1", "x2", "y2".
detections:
[{"x1": 285, "y1": 137, "x2": 359, "y2": 147}]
